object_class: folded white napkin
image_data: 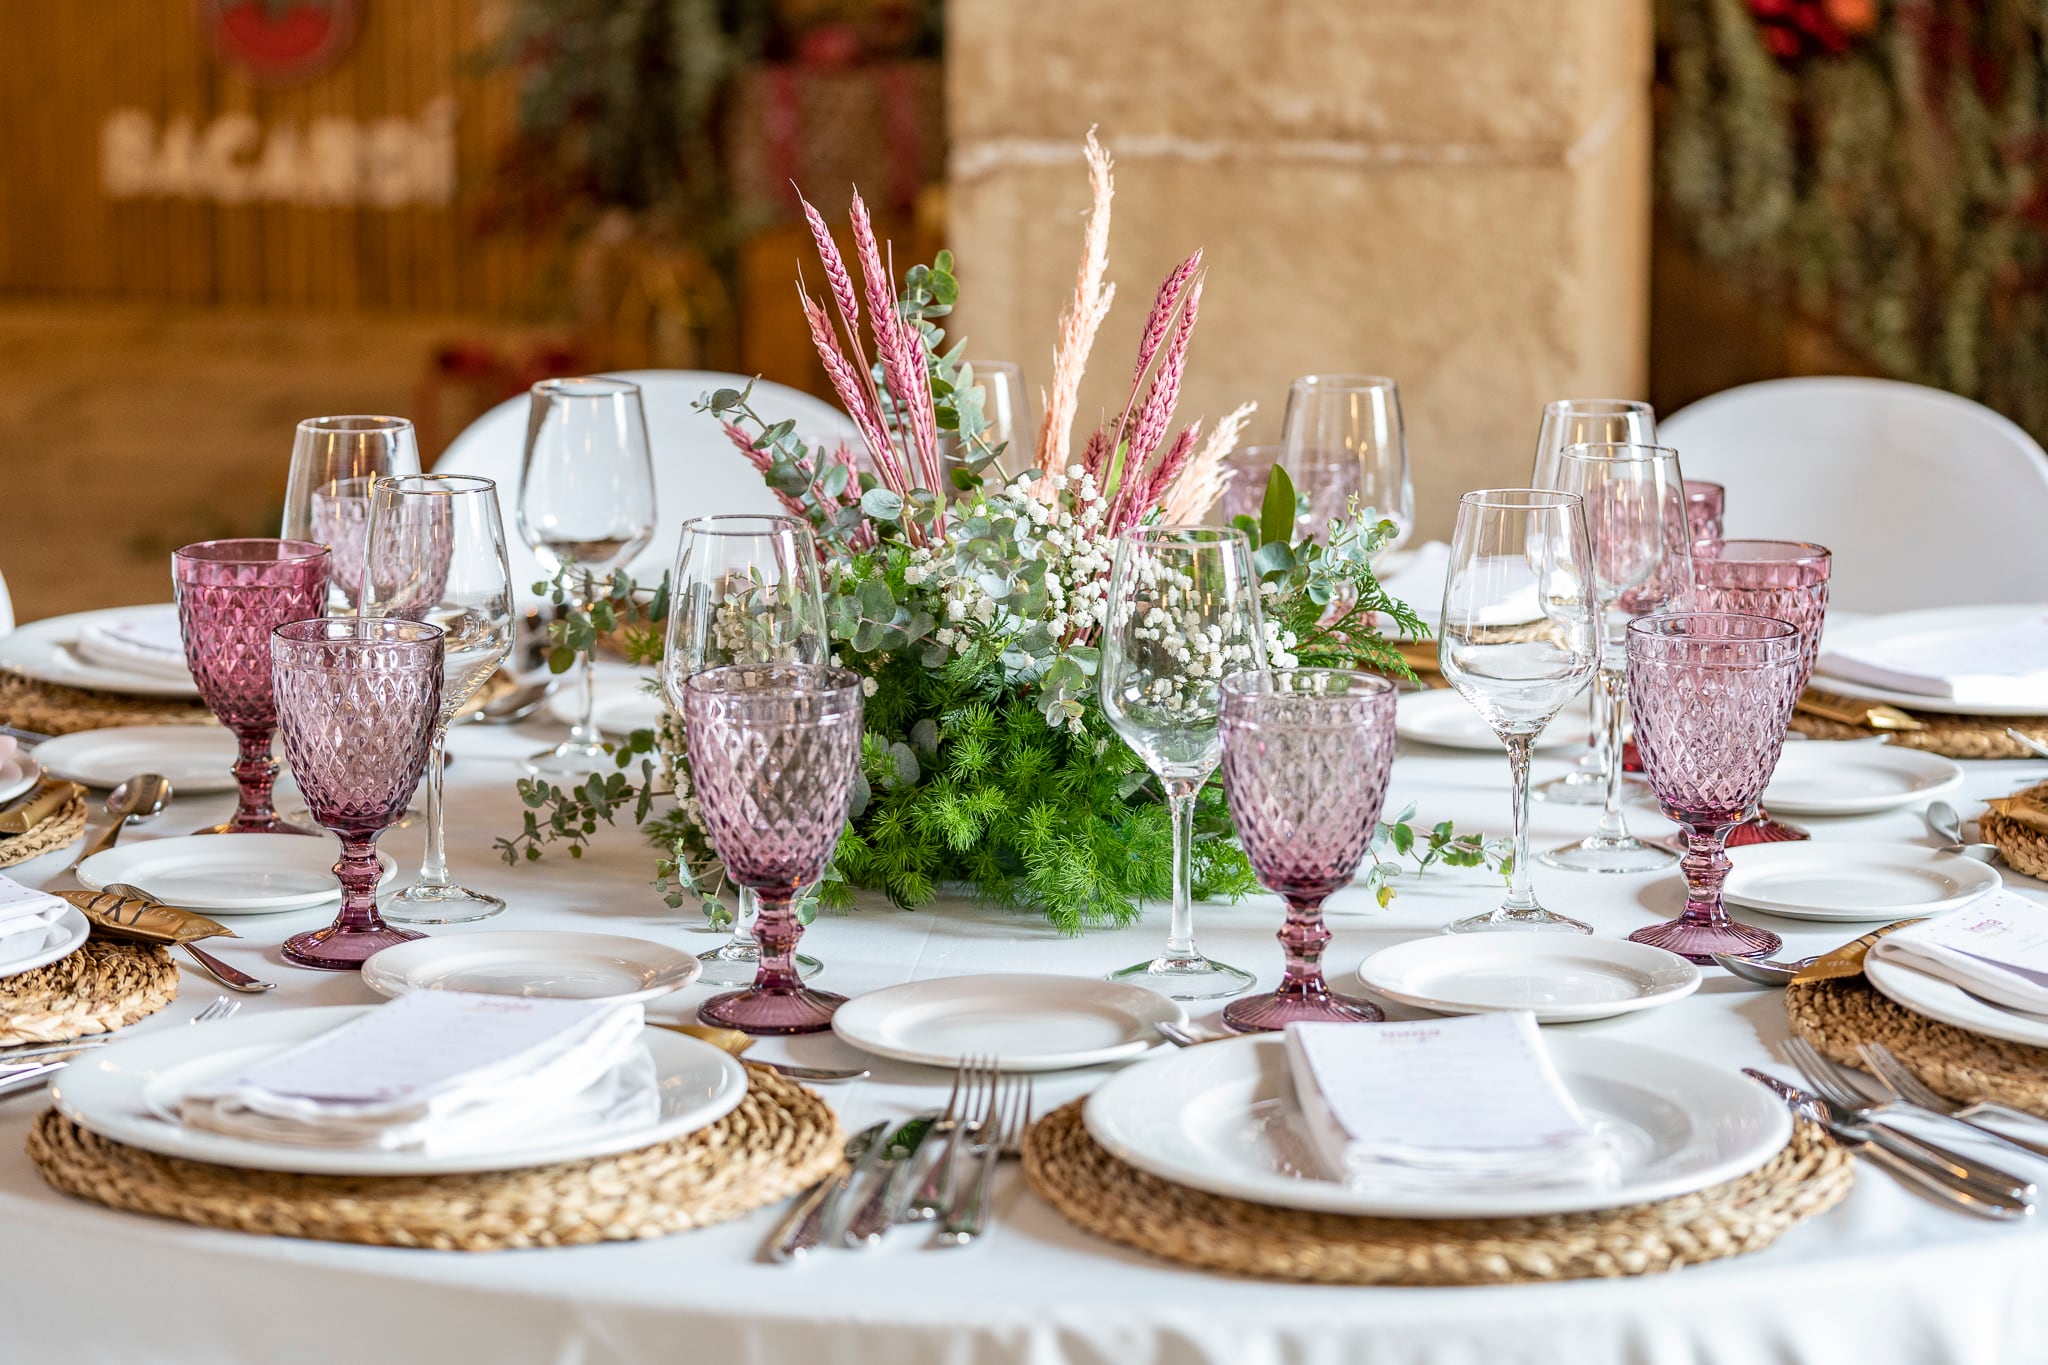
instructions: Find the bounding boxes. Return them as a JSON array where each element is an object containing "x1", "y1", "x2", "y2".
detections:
[
  {"x1": 73, "y1": 605, "x2": 191, "y2": 681},
  {"x1": 0, "y1": 874, "x2": 66, "y2": 938},
  {"x1": 1377, "y1": 540, "x2": 1450, "y2": 637},
  {"x1": 1285, "y1": 1013, "x2": 1617, "y2": 1195},
  {"x1": 1818, "y1": 617, "x2": 2048, "y2": 708},
  {"x1": 178, "y1": 993, "x2": 656, "y2": 1155},
  {"x1": 1873, "y1": 891, "x2": 2048, "y2": 1018}
]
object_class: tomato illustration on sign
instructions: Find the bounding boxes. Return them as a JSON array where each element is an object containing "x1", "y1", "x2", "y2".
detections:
[{"x1": 202, "y1": 0, "x2": 356, "y2": 83}]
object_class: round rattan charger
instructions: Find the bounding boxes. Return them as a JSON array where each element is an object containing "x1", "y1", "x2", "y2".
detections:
[
  {"x1": 0, "y1": 670, "x2": 214, "y2": 737},
  {"x1": 1790, "y1": 708, "x2": 2048, "y2": 760},
  {"x1": 1787, "y1": 975, "x2": 2048, "y2": 1118},
  {"x1": 0, "y1": 938, "x2": 178, "y2": 1046},
  {"x1": 0, "y1": 791, "x2": 86, "y2": 870}
]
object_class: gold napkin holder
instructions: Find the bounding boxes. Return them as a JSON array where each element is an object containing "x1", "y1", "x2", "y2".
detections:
[
  {"x1": 0, "y1": 779, "x2": 83, "y2": 836},
  {"x1": 61, "y1": 890, "x2": 238, "y2": 945},
  {"x1": 1986, "y1": 786, "x2": 2048, "y2": 836},
  {"x1": 647, "y1": 1019, "x2": 753, "y2": 1059},
  {"x1": 1794, "y1": 689, "x2": 1926, "y2": 733},
  {"x1": 1790, "y1": 919, "x2": 1927, "y2": 985}
]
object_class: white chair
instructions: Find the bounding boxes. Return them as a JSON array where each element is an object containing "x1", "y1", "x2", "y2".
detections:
[
  {"x1": 1659, "y1": 376, "x2": 2048, "y2": 614},
  {"x1": 0, "y1": 568, "x2": 12, "y2": 636},
  {"x1": 434, "y1": 369, "x2": 860, "y2": 601}
]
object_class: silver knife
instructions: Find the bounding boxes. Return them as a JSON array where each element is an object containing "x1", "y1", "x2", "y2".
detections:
[
  {"x1": 764, "y1": 1121, "x2": 887, "y2": 1264},
  {"x1": 842, "y1": 1113, "x2": 939, "y2": 1247}
]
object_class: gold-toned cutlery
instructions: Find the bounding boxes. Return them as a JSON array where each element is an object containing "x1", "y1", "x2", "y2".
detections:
[
  {"x1": 101, "y1": 883, "x2": 272, "y2": 992},
  {"x1": 62, "y1": 773, "x2": 172, "y2": 871}
]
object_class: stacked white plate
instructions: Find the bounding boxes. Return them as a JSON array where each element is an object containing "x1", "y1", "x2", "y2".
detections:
[
  {"x1": 0, "y1": 606, "x2": 198, "y2": 699},
  {"x1": 1761, "y1": 744, "x2": 1963, "y2": 817},
  {"x1": 362, "y1": 932, "x2": 702, "y2": 1005},
  {"x1": 0, "y1": 907, "x2": 89, "y2": 978},
  {"x1": 76, "y1": 834, "x2": 397, "y2": 914},
  {"x1": 1357, "y1": 936, "x2": 1700, "y2": 1024},
  {"x1": 1866, "y1": 957, "x2": 2048, "y2": 1050},
  {"x1": 1812, "y1": 606, "x2": 2048, "y2": 716},
  {"x1": 1721, "y1": 843, "x2": 2000, "y2": 922}
]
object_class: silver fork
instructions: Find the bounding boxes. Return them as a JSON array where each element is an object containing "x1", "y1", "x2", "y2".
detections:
[
  {"x1": 1785, "y1": 1038, "x2": 2036, "y2": 1200},
  {"x1": 936, "y1": 1070, "x2": 1034, "y2": 1247},
  {"x1": 904, "y1": 1055, "x2": 996, "y2": 1222},
  {"x1": 0, "y1": 995, "x2": 240, "y2": 1098},
  {"x1": 1858, "y1": 1042, "x2": 2048, "y2": 1160}
]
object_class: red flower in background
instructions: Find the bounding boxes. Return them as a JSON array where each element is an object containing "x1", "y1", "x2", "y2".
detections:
[
  {"x1": 1750, "y1": 0, "x2": 1878, "y2": 61},
  {"x1": 202, "y1": 0, "x2": 355, "y2": 84}
]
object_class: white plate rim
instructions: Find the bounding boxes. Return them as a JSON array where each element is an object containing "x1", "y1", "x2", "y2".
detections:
[
  {"x1": 0, "y1": 607, "x2": 199, "y2": 699},
  {"x1": 361, "y1": 931, "x2": 703, "y2": 1005},
  {"x1": 546, "y1": 681, "x2": 666, "y2": 738},
  {"x1": 1865, "y1": 955, "x2": 2048, "y2": 1050},
  {"x1": 1721, "y1": 842, "x2": 2001, "y2": 921},
  {"x1": 1394, "y1": 690, "x2": 1587, "y2": 753},
  {"x1": 0, "y1": 907, "x2": 90, "y2": 981},
  {"x1": 50, "y1": 1004, "x2": 749, "y2": 1176},
  {"x1": 831, "y1": 972, "x2": 1189, "y2": 1072},
  {"x1": 30, "y1": 726, "x2": 238, "y2": 793},
  {"x1": 1761, "y1": 744, "x2": 1965, "y2": 816},
  {"x1": 0, "y1": 756, "x2": 42, "y2": 806},
  {"x1": 76, "y1": 835, "x2": 398, "y2": 913},
  {"x1": 1814, "y1": 605, "x2": 2048, "y2": 716},
  {"x1": 1355, "y1": 935, "x2": 1701, "y2": 1023}
]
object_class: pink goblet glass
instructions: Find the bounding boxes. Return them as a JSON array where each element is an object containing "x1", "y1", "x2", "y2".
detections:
[
  {"x1": 1693, "y1": 539, "x2": 1832, "y2": 847},
  {"x1": 271, "y1": 618, "x2": 443, "y2": 970},
  {"x1": 1684, "y1": 481, "x2": 1725, "y2": 546},
  {"x1": 1626, "y1": 613, "x2": 1802, "y2": 962},
  {"x1": 172, "y1": 539, "x2": 332, "y2": 835},
  {"x1": 1218, "y1": 669, "x2": 1397, "y2": 1032},
  {"x1": 683, "y1": 664, "x2": 862, "y2": 1035}
]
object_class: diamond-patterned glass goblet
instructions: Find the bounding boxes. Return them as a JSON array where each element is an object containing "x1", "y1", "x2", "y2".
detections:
[
  {"x1": 173, "y1": 539, "x2": 332, "y2": 835},
  {"x1": 1218, "y1": 669, "x2": 1397, "y2": 1032},
  {"x1": 271, "y1": 618, "x2": 444, "y2": 970},
  {"x1": 1684, "y1": 481, "x2": 1725, "y2": 547},
  {"x1": 1693, "y1": 539, "x2": 1832, "y2": 846},
  {"x1": 683, "y1": 664, "x2": 862, "y2": 1035},
  {"x1": 1625, "y1": 612, "x2": 1801, "y2": 963}
]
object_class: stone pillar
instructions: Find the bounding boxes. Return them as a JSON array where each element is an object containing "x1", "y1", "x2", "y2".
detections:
[{"x1": 946, "y1": 0, "x2": 1652, "y2": 538}]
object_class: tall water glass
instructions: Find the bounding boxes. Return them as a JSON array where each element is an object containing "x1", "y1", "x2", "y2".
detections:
[
  {"x1": 661, "y1": 515, "x2": 829, "y2": 985},
  {"x1": 272, "y1": 618, "x2": 444, "y2": 970},
  {"x1": 1438, "y1": 491, "x2": 1600, "y2": 933},
  {"x1": 683, "y1": 665, "x2": 862, "y2": 1034},
  {"x1": 1530, "y1": 399, "x2": 1656, "y2": 805},
  {"x1": 1541, "y1": 443, "x2": 1693, "y2": 874},
  {"x1": 281, "y1": 416, "x2": 422, "y2": 614},
  {"x1": 517, "y1": 377, "x2": 657, "y2": 779},
  {"x1": 1280, "y1": 375, "x2": 1414, "y2": 552},
  {"x1": 1685, "y1": 481, "x2": 1726, "y2": 546},
  {"x1": 172, "y1": 539, "x2": 332, "y2": 834},
  {"x1": 1218, "y1": 669, "x2": 1397, "y2": 1031},
  {"x1": 1626, "y1": 613, "x2": 1801, "y2": 961},
  {"x1": 361, "y1": 475, "x2": 515, "y2": 922},
  {"x1": 1100, "y1": 527, "x2": 1264, "y2": 998}
]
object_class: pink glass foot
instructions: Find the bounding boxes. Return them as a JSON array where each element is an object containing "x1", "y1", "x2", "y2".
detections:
[
  {"x1": 1725, "y1": 810, "x2": 1810, "y2": 846},
  {"x1": 1628, "y1": 914, "x2": 1780, "y2": 964},
  {"x1": 697, "y1": 984, "x2": 848, "y2": 1035},
  {"x1": 283, "y1": 918, "x2": 425, "y2": 970},
  {"x1": 1224, "y1": 984, "x2": 1382, "y2": 1032}
]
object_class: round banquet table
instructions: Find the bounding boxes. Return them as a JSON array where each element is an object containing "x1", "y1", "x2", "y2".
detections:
[{"x1": 4, "y1": 672, "x2": 2047, "y2": 1365}]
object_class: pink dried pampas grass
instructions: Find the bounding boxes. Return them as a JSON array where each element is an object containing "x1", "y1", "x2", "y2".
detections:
[
  {"x1": 1036, "y1": 129, "x2": 1117, "y2": 476},
  {"x1": 1159, "y1": 401, "x2": 1256, "y2": 525}
]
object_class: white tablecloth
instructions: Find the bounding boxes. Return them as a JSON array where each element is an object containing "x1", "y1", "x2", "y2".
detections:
[{"x1": 5, "y1": 680, "x2": 2048, "y2": 1365}]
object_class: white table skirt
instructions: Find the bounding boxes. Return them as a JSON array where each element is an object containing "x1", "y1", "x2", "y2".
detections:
[{"x1": 4, "y1": 679, "x2": 2047, "y2": 1365}]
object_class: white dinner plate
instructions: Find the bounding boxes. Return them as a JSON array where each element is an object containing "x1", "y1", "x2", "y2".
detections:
[
  {"x1": 1865, "y1": 956, "x2": 2048, "y2": 1050},
  {"x1": 51, "y1": 1004, "x2": 749, "y2": 1176},
  {"x1": 1083, "y1": 1033, "x2": 1791, "y2": 1218},
  {"x1": 1761, "y1": 743, "x2": 1964, "y2": 817},
  {"x1": 1394, "y1": 689, "x2": 1590, "y2": 752},
  {"x1": 362, "y1": 932, "x2": 702, "y2": 1005},
  {"x1": 1812, "y1": 606, "x2": 2048, "y2": 716},
  {"x1": 546, "y1": 683, "x2": 666, "y2": 739},
  {"x1": 0, "y1": 907, "x2": 89, "y2": 980},
  {"x1": 1721, "y1": 842, "x2": 2000, "y2": 922},
  {"x1": 1356, "y1": 936, "x2": 1700, "y2": 1024},
  {"x1": 0, "y1": 606, "x2": 200, "y2": 699},
  {"x1": 31, "y1": 725, "x2": 237, "y2": 794},
  {"x1": 831, "y1": 973, "x2": 1188, "y2": 1072},
  {"x1": 77, "y1": 834, "x2": 397, "y2": 913},
  {"x1": 0, "y1": 757, "x2": 41, "y2": 806}
]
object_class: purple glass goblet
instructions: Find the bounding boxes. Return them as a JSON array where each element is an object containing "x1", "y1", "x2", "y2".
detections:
[
  {"x1": 1218, "y1": 669, "x2": 1397, "y2": 1032},
  {"x1": 1625, "y1": 612, "x2": 1801, "y2": 963},
  {"x1": 1684, "y1": 481, "x2": 1725, "y2": 547},
  {"x1": 1693, "y1": 539, "x2": 1832, "y2": 847},
  {"x1": 172, "y1": 539, "x2": 332, "y2": 835},
  {"x1": 683, "y1": 664, "x2": 862, "y2": 1035},
  {"x1": 271, "y1": 618, "x2": 443, "y2": 970}
]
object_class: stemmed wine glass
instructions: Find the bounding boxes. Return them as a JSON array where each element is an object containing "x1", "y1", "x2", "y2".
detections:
[
  {"x1": 1692, "y1": 539, "x2": 1832, "y2": 846},
  {"x1": 1280, "y1": 375, "x2": 1414, "y2": 553},
  {"x1": 661, "y1": 515, "x2": 830, "y2": 986},
  {"x1": 281, "y1": 416, "x2": 422, "y2": 615},
  {"x1": 682, "y1": 665, "x2": 863, "y2": 1034},
  {"x1": 1221, "y1": 444, "x2": 1359, "y2": 536},
  {"x1": 1438, "y1": 491, "x2": 1600, "y2": 934},
  {"x1": 1100, "y1": 526, "x2": 1264, "y2": 998},
  {"x1": 1530, "y1": 399, "x2": 1655, "y2": 806},
  {"x1": 1626, "y1": 613, "x2": 1802, "y2": 962},
  {"x1": 172, "y1": 539, "x2": 332, "y2": 834},
  {"x1": 517, "y1": 377, "x2": 657, "y2": 779},
  {"x1": 1217, "y1": 669, "x2": 1397, "y2": 1031},
  {"x1": 360, "y1": 475, "x2": 515, "y2": 922},
  {"x1": 1541, "y1": 442, "x2": 1693, "y2": 874},
  {"x1": 941, "y1": 360, "x2": 1033, "y2": 491},
  {"x1": 271, "y1": 617, "x2": 444, "y2": 970}
]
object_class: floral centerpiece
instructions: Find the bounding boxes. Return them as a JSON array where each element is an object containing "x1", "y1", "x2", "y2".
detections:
[{"x1": 498, "y1": 133, "x2": 1505, "y2": 933}]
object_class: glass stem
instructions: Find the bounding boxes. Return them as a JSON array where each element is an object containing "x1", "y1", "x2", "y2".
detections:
[
  {"x1": 567, "y1": 647, "x2": 597, "y2": 747},
  {"x1": 333, "y1": 836, "x2": 387, "y2": 931},
  {"x1": 1592, "y1": 665, "x2": 1631, "y2": 840},
  {"x1": 229, "y1": 728, "x2": 280, "y2": 831},
  {"x1": 1578, "y1": 676, "x2": 1608, "y2": 774},
  {"x1": 1680, "y1": 824, "x2": 1736, "y2": 926},
  {"x1": 725, "y1": 884, "x2": 759, "y2": 952},
  {"x1": 1275, "y1": 896, "x2": 1332, "y2": 998},
  {"x1": 751, "y1": 891, "x2": 804, "y2": 996},
  {"x1": 1162, "y1": 776, "x2": 1202, "y2": 960},
  {"x1": 1502, "y1": 733, "x2": 1540, "y2": 914},
  {"x1": 415, "y1": 727, "x2": 452, "y2": 890}
]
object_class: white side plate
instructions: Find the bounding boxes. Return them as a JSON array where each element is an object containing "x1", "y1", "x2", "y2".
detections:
[
  {"x1": 1722, "y1": 843, "x2": 2000, "y2": 922},
  {"x1": 1395, "y1": 689, "x2": 1589, "y2": 753},
  {"x1": 1866, "y1": 956, "x2": 2048, "y2": 1050},
  {"x1": 1812, "y1": 605, "x2": 2048, "y2": 716},
  {"x1": 832, "y1": 973, "x2": 1187, "y2": 1072},
  {"x1": 362, "y1": 931, "x2": 702, "y2": 1005},
  {"x1": 0, "y1": 607, "x2": 200, "y2": 699},
  {"x1": 0, "y1": 907, "x2": 89, "y2": 980},
  {"x1": 77, "y1": 834, "x2": 397, "y2": 913},
  {"x1": 0, "y1": 757, "x2": 41, "y2": 806},
  {"x1": 32, "y1": 725, "x2": 237, "y2": 794},
  {"x1": 1357, "y1": 935, "x2": 1699, "y2": 1024},
  {"x1": 1762, "y1": 743, "x2": 1964, "y2": 817}
]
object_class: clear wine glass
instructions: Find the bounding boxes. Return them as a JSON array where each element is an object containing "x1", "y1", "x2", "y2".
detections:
[
  {"x1": 682, "y1": 664, "x2": 863, "y2": 1035},
  {"x1": 1540, "y1": 442, "x2": 1693, "y2": 875},
  {"x1": 1438, "y1": 490, "x2": 1600, "y2": 934},
  {"x1": 940, "y1": 359, "x2": 1032, "y2": 493},
  {"x1": 1626, "y1": 612, "x2": 1801, "y2": 962},
  {"x1": 281, "y1": 416, "x2": 423, "y2": 615},
  {"x1": 1218, "y1": 668, "x2": 1397, "y2": 1031},
  {"x1": 517, "y1": 377, "x2": 658, "y2": 780},
  {"x1": 1100, "y1": 526, "x2": 1264, "y2": 998},
  {"x1": 361, "y1": 475, "x2": 515, "y2": 923},
  {"x1": 1221, "y1": 444, "x2": 1357, "y2": 537},
  {"x1": 1280, "y1": 375, "x2": 1414, "y2": 553},
  {"x1": 661, "y1": 515, "x2": 830, "y2": 986},
  {"x1": 1530, "y1": 399, "x2": 1655, "y2": 807},
  {"x1": 1685, "y1": 481, "x2": 1726, "y2": 546},
  {"x1": 271, "y1": 617, "x2": 444, "y2": 970}
]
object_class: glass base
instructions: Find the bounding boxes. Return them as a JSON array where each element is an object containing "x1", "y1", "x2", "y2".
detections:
[
  {"x1": 382, "y1": 883, "x2": 506, "y2": 925},
  {"x1": 196, "y1": 816, "x2": 322, "y2": 836},
  {"x1": 525, "y1": 741, "x2": 614, "y2": 780},
  {"x1": 283, "y1": 919, "x2": 426, "y2": 970},
  {"x1": 1539, "y1": 834, "x2": 1680, "y2": 874},
  {"x1": 1110, "y1": 952, "x2": 1255, "y2": 1001},
  {"x1": 1725, "y1": 814, "x2": 1811, "y2": 846},
  {"x1": 1446, "y1": 907, "x2": 1594, "y2": 934},
  {"x1": 698, "y1": 985, "x2": 848, "y2": 1035},
  {"x1": 275, "y1": 802, "x2": 423, "y2": 833},
  {"x1": 1534, "y1": 769, "x2": 1607, "y2": 805},
  {"x1": 1629, "y1": 915, "x2": 1781, "y2": 965},
  {"x1": 696, "y1": 941, "x2": 821, "y2": 987},
  {"x1": 1224, "y1": 987, "x2": 1382, "y2": 1032}
]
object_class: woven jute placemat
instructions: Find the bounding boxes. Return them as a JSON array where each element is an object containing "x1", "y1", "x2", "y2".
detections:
[
  {"x1": 1790, "y1": 706, "x2": 2048, "y2": 760},
  {"x1": 0, "y1": 793, "x2": 87, "y2": 869},
  {"x1": 27, "y1": 1062, "x2": 842, "y2": 1250},
  {"x1": 1981, "y1": 783, "x2": 2048, "y2": 880},
  {"x1": 1787, "y1": 975, "x2": 2048, "y2": 1118},
  {"x1": 0, "y1": 670, "x2": 215, "y2": 737},
  {"x1": 0, "y1": 938, "x2": 178, "y2": 1045},
  {"x1": 1022, "y1": 1100, "x2": 1850, "y2": 1286}
]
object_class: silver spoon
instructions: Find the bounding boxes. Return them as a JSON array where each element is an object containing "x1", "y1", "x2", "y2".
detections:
[
  {"x1": 103, "y1": 882, "x2": 274, "y2": 993},
  {"x1": 64, "y1": 773, "x2": 172, "y2": 873},
  {"x1": 2006, "y1": 728, "x2": 2048, "y2": 760},
  {"x1": 1924, "y1": 800, "x2": 2000, "y2": 863},
  {"x1": 463, "y1": 677, "x2": 557, "y2": 726},
  {"x1": 1712, "y1": 953, "x2": 1821, "y2": 987}
]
